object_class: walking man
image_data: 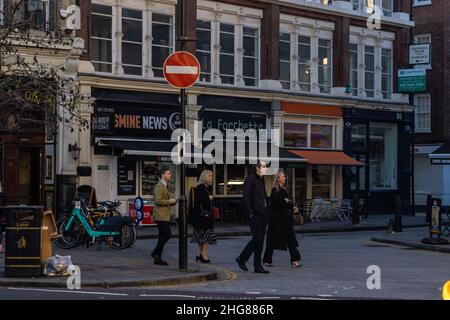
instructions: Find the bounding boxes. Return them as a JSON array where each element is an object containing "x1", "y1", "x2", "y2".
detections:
[
  {"x1": 152, "y1": 168, "x2": 178, "y2": 266},
  {"x1": 236, "y1": 161, "x2": 270, "y2": 274}
]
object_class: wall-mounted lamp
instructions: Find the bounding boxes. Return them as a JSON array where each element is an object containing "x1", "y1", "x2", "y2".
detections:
[{"x1": 68, "y1": 142, "x2": 81, "y2": 161}]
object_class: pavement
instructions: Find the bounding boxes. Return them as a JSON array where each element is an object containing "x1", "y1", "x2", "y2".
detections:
[
  {"x1": 371, "y1": 227, "x2": 450, "y2": 253},
  {"x1": 135, "y1": 214, "x2": 428, "y2": 239},
  {"x1": 0, "y1": 240, "x2": 219, "y2": 288}
]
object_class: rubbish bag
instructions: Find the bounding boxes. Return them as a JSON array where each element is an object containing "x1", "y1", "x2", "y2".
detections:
[{"x1": 43, "y1": 255, "x2": 73, "y2": 276}]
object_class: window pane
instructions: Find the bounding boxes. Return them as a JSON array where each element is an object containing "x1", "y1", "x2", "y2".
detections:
[
  {"x1": 215, "y1": 165, "x2": 225, "y2": 195},
  {"x1": 243, "y1": 57, "x2": 256, "y2": 79},
  {"x1": 280, "y1": 40, "x2": 290, "y2": 61},
  {"x1": 284, "y1": 123, "x2": 307, "y2": 148},
  {"x1": 92, "y1": 15, "x2": 112, "y2": 39},
  {"x1": 280, "y1": 61, "x2": 290, "y2": 87},
  {"x1": 197, "y1": 29, "x2": 211, "y2": 51},
  {"x1": 92, "y1": 4, "x2": 112, "y2": 15},
  {"x1": 152, "y1": 46, "x2": 171, "y2": 76},
  {"x1": 153, "y1": 23, "x2": 173, "y2": 47},
  {"x1": 311, "y1": 125, "x2": 332, "y2": 149},
  {"x1": 153, "y1": 13, "x2": 172, "y2": 24},
  {"x1": 122, "y1": 15, "x2": 142, "y2": 42},
  {"x1": 312, "y1": 166, "x2": 332, "y2": 199},
  {"x1": 227, "y1": 165, "x2": 245, "y2": 195},
  {"x1": 220, "y1": 31, "x2": 234, "y2": 54},
  {"x1": 122, "y1": 8, "x2": 142, "y2": 20},
  {"x1": 351, "y1": 124, "x2": 367, "y2": 149},
  {"x1": 91, "y1": 38, "x2": 112, "y2": 63},
  {"x1": 369, "y1": 122, "x2": 397, "y2": 190},
  {"x1": 122, "y1": 42, "x2": 142, "y2": 66}
]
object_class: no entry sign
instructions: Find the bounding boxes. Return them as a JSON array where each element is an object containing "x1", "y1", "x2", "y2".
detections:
[{"x1": 163, "y1": 51, "x2": 200, "y2": 89}]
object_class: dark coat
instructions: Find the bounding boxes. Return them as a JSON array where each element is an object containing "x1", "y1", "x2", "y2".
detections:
[
  {"x1": 190, "y1": 183, "x2": 214, "y2": 230},
  {"x1": 242, "y1": 174, "x2": 268, "y2": 217},
  {"x1": 266, "y1": 187, "x2": 298, "y2": 251}
]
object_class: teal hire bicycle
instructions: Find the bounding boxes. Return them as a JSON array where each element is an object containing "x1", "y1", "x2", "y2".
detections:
[{"x1": 55, "y1": 199, "x2": 136, "y2": 250}]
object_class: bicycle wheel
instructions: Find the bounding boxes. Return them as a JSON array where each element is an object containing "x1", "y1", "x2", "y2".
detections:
[
  {"x1": 105, "y1": 220, "x2": 136, "y2": 250},
  {"x1": 54, "y1": 215, "x2": 83, "y2": 249}
]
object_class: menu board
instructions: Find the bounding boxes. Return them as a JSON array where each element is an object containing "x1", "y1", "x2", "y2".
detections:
[{"x1": 118, "y1": 159, "x2": 136, "y2": 195}]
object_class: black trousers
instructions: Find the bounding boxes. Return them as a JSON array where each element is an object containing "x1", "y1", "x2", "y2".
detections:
[
  {"x1": 239, "y1": 214, "x2": 267, "y2": 269},
  {"x1": 152, "y1": 221, "x2": 172, "y2": 258},
  {"x1": 0, "y1": 223, "x2": 5, "y2": 245},
  {"x1": 263, "y1": 237, "x2": 301, "y2": 264}
]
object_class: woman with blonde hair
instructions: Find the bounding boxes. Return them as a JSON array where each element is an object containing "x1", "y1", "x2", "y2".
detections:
[
  {"x1": 190, "y1": 169, "x2": 216, "y2": 263},
  {"x1": 263, "y1": 170, "x2": 302, "y2": 268}
]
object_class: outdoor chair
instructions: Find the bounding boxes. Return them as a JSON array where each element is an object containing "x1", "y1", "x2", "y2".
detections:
[{"x1": 335, "y1": 199, "x2": 352, "y2": 223}]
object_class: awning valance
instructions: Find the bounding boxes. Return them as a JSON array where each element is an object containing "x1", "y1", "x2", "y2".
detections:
[
  {"x1": 288, "y1": 149, "x2": 364, "y2": 166},
  {"x1": 96, "y1": 138, "x2": 176, "y2": 157}
]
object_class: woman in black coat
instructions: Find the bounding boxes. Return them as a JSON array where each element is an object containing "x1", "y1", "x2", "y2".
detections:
[
  {"x1": 263, "y1": 171, "x2": 302, "y2": 268},
  {"x1": 190, "y1": 170, "x2": 217, "y2": 263}
]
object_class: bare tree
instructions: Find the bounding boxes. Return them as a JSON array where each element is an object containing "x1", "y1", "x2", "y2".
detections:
[{"x1": 0, "y1": 0, "x2": 88, "y2": 134}]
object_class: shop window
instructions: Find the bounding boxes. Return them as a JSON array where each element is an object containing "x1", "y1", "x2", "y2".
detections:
[
  {"x1": 25, "y1": 0, "x2": 51, "y2": 30},
  {"x1": 294, "y1": 166, "x2": 307, "y2": 203},
  {"x1": 91, "y1": 4, "x2": 113, "y2": 73},
  {"x1": 351, "y1": 123, "x2": 367, "y2": 150},
  {"x1": 219, "y1": 23, "x2": 235, "y2": 85},
  {"x1": 117, "y1": 158, "x2": 136, "y2": 196},
  {"x1": 152, "y1": 13, "x2": 174, "y2": 78},
  {"x1": 369, "y1": 122, "x2": 397, "y2": 190},
  {"x1": 226, "y1": 165, "x2": 245, "y2": 195},
  {"x1": 350, "y1": 154, "x2": 366, "y2": 191},
  {"x1": 298, "y1": 35, "x2": 311, "y2": 92},
  {"x1": 243, "y1": 27, "x2": 259, "y2": 87},
  {"x1": 364, "y1": 46, "x2": 375, "y2": 98},
  {"x1": 279, "y1": 32, "x2": 291, "y2": 90},
  {"x1": 122, "y1": 9, "x2": 142, "y2": 76},
  {"x1": 284, "y1": 123, "x2": 308, "y2": 148},
  {"x1": 215, "y1": 164, "x2": 225, "y2": 195},
  {"x1": 349, "y1": 43, "x2": 359, "y2": 96},
  {"x1": 196, "y1": 20, "x2": 212, "y2": 82},
  {"x1": 311, "y1": 125, "x2": 332, "y2": 149},
  {"x1": 312, "y1": 166, "x2": 332, "y2": 199},
  {"x1": 381, "y1": 48, "x2": 392, "y2": 99},
  {"x1": 318, "y1": 39, "x2": 332, "y2": 94},
  {"x1": 141, "y1": 161, "x2": 176, "y2": 196}
]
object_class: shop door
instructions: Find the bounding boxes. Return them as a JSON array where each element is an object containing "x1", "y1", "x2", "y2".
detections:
[
  {"x1": 4, "y1": 146, "x2": 42, "y2": 205},
  {"x1": 93, "y1": 159, "x2": 114, "y2": 201}
]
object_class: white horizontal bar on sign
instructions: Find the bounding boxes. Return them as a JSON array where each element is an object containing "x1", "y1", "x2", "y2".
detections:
[{"x1": 165, "y1": 66, "x2": 198, "y2": 74}]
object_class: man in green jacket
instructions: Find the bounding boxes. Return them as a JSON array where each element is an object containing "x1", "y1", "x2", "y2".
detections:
[{"x1": 151, "y1": 168, "x2": 178, "y2": 265}]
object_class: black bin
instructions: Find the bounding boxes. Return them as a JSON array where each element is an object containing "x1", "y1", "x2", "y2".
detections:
[{"x1": 4, "y1": 206, "x2": 43, "y2": 277}]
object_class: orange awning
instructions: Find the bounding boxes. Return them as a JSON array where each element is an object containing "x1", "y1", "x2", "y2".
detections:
[{"x1": 288, "y1": 149, "x2": 364, "y2": 166}]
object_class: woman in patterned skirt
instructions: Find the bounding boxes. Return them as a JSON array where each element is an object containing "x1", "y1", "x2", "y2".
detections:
[{"x1": 190, "y1": 170, "x2": 217, "y2": 263}]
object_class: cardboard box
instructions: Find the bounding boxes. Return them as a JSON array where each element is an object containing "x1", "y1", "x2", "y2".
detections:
[{"x1": 41, "y1": 211, "x2": 59, "y2": 266}]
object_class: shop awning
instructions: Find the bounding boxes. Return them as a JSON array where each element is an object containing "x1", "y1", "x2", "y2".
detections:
[
  {"x1": 96, "y1": 138, "x2": 177, "y2": 157},
  {"x1": 429, "y1": 142, "x2": 450, "y2": 164},
  {"x1": 288, "y1": 149, "x2": 364, "y2": 166}
]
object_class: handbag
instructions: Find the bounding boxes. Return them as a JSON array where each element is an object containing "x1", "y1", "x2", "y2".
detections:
[{"x1": 195, "y1": 187, "x2": 212, "y2": 219}]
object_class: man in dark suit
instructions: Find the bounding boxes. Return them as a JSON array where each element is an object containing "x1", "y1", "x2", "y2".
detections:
[{"x1": 236, "y1": 161, "x2": 270, "y2": 274}]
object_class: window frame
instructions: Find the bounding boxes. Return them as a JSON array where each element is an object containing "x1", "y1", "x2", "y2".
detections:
[
  {"x1": 121, "y1": 8, "x2": 143, "y2": 76},
  {"x1": 413, "y1": 0, "x2": 432, "y2": 7},
  {"x1": 196, "y1": 19, "x2": 212, "y2": 83},
  {"x1": 91, "y1": 4, "x2": 114, "y2": 73},
  {"x1": 25, "y1": 0, "x2": 51, "y2": 31},
  {"x1": 414, "y1": 94, "x2": 432, "y2": 133}
]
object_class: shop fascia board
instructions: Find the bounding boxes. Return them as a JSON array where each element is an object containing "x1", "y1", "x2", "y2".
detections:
[{"x1": 78, "y1": 75, "x2": 412, "y2": 113}]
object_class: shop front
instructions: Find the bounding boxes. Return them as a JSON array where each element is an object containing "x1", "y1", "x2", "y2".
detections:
[
  {"x1": 280, "y1": 102, "x2": 363, "y2": 204},
  {"x1": 343, "y1": 108, "x2": 413, "y2": 215},
  {"x1": 91, "y1": 88, "x2": 182, "y2": 222}
]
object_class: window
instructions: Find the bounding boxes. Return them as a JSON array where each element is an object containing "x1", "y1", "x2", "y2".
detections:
[
  {"x1": 122, "y1": 9, "x2": 142, "y2": 76},
  {"x1": 381, "y1": 48, "x2": 392, "y2": 99},
  {"x1": 382, "y1": 0, "x2": 393, "y2": 17},
  {"x1": 349, "y1": 43, "x2": 359, "y2": 96},
  {"x1": 279, "y1": 33, "x2": 291, "y2": 90},
  {"x1": 350, "y1": 154, "x2": 366, "y2": 191},
  {"x1": 414, "y1": 34, "x2": 431, "y2": 44},
  {"x1": 364, "y1": 46, "x2": 375, "y2": 98},
  {"x1": 413, "y1": 0, "x2": 432, "y2": 6},
  {"x1": 369, "y1": 122, "x2": 397, "y2": 190},
  {"x1": 311, "y1": 125, "x2": 332, "y2": 149},
  {"x1": 219, "y1": 23, "x2": 235, "y2": 85},
  {"x1": 25, "y1": 0, "x2": 51, "y2": 30},
  {"x1": 298, "y1": 35, "x2": 311, "y2": 92},
  {"x1": 91, "y1": 4, "x2": 113, "y2": 73},
  {"x1": 196, "y1": 20, "x2": 212, "y2": 82},
  {"x1": 312, "y1": 166, "x2": 332, "y2": 199},
  {"x1": 414, "y1": 94, "x2": 431, "y2": 133},
  {"x1": 243, "y1": 27, "x2": 259, "y2": 86},
  {"x1": 152, "y1": 13, "x2": 174, "y2": 78},
  {"x1": 351, "y1": 123, "x2": 367, "y2": 149},
  {"x1": 318, "y1": 39, "x2": 331, "y2": 93},
  {"x1": 284, "y1": 123, "x2": 308, "y2": 148}
]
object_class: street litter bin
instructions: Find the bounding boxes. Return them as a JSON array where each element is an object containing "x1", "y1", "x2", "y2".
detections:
[{"x1": 4, "y1": 206, "x2": 43, "y2": 277}]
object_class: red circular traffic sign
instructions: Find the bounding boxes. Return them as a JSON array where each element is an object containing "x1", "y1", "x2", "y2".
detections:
[{"x1": 163, "y1": 51, "x2": 201, "y2": 89}]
